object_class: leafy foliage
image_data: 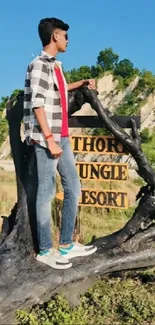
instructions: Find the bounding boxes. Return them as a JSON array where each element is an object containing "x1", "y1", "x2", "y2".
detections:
[
  {"x1": 114, "y1": 59, "x2": 138, "y2": 79},
  {"x1": 97, "y1": 47, "x2": 119, "y2": 71},
  {"x1": 115, "y1": 92, "x2": 141, "y2": 116},
  {"x1": 138, "y1": 70, "x2": 155, "y2": 92},
  {"x1": 141, "y1": 130, "x2": 155, "y2": 165},
  {"x1": 16, "y1": 276, "x2": 155, "y2": 325},
  {"x1": 0, "y1": 96, "x2": 9, "y2": 147},
  {"x1": 64, "y1": 64, "x2": 103, "y2": 83},
  {"x1": 0, "y1": 89, "x2": 23, "y2": 147},
  {"x1": 91, "y1": 127, "x2": 111, "y2": 136},
  {"x1": 64, "y1": 65, "x2": 92, "y2": 83},
  {"x1": 140, "y1": 128, "x2": 152, "y2": 143},
  {"x1": 0, "y1": 118, "x2": 9, "y2": 147},
  {"x1": 10, "y1": 89, "x2": 23, "y2": 100},
  {"x1": 0, "y1": 96, "x2": 9, "y2": 114}
]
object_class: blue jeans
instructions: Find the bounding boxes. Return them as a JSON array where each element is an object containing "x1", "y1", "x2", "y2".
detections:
[{"x1": 34, "y1": 137, "x2": 81, "y2": 251}]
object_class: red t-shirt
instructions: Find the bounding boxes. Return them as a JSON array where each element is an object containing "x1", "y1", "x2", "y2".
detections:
[{"x1": 54, "y1": 66, "x2": 68, "y2": 137}]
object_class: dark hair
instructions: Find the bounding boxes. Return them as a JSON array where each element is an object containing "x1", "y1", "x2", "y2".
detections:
[{"x1": 38, "y1": 17, "x2": 69, "y2": 47}]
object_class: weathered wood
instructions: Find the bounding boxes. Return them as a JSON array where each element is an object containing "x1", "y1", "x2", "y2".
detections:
[
  {"x1": 1, "y1": 87, "x2": 155, "y2": 324},
  {"x1": 69, "y1": 115, "x2": 140, "y2": 128}
]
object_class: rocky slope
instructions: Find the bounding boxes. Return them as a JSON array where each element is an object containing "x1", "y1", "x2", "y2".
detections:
[{"x1": 71, "y1": 72, "x2": 155, "y2": 130}]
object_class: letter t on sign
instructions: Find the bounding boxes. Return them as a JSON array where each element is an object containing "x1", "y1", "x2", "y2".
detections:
[{"x1": 71, "y1": 137, "x2": 82, "y2": 151}]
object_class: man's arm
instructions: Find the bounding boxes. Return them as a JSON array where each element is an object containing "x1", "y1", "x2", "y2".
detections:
[
  {"x1": 30, "y1": 61, "x2": 62, "y2": 158},
  {"x1": 67, "y1": 79, "x2": 96, "y2": 91},
  {"x1": 34, "y1": 108, "x2": 62, "y2": 158},
  {"x1": 29, "y1": 60, "x2": 51, "y2": 136},
  {"x1": 33, "y1": 107, "x2": 52, "y2": 138}
]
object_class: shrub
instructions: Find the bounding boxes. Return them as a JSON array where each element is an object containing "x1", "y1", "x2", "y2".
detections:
[
  {"x1": 16, "y1": 277, "x2": 155, "y2": 325},
  {"x1": 140, "y1": 128, "x2": 152, "y2": 143}
]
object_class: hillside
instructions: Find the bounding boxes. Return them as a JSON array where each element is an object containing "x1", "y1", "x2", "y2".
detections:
[{"x1": 70, "y1": 71, "x2": 155, "y2": 128}]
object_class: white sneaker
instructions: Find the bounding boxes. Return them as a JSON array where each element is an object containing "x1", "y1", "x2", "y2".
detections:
[
  {"x1": 73, "y1": 242, "x2": 94, "y2": 249},
  {"x1": 36, "y1": 248, "x2": 72, "y2": 270},
  {"x1": 59, "y1": 243, "x2": 97, "y2": 259}
]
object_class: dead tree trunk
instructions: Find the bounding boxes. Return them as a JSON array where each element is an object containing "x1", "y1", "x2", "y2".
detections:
[{"x1": 1, "y1": 88, "x2": 155, "y2": 324}]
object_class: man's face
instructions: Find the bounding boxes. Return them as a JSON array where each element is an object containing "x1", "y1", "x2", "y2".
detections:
[{"x1": 53, "y1": 29, "x2": 68, "y2": 52}]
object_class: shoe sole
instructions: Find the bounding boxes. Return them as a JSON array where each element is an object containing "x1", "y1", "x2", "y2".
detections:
[{"x1": 36, "y1": 256, "x2": 72, "y2": 270}]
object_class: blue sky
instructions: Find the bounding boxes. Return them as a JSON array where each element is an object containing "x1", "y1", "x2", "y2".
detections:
[{"x1": 0, "y1": 0, "x2": 155, "y2": 99}]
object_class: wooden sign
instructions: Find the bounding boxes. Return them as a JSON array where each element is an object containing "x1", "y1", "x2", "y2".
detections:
[
  {"x1": 56, "y1": 189, "x2": 128, "y2": 209},
  {"x1": 56, "y1": 134, "x2": 129, "y2": 209},
  {"x1": 76, "y1": 162, "x2": 128, "y2": 181},
  {"x1": 70, "y1": 135, "x2": 128, "y2": 155}
]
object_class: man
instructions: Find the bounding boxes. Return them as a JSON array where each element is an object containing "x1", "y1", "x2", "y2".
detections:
[{"x1": 23, "y1": 17, "x2": 97, "y2": 270}]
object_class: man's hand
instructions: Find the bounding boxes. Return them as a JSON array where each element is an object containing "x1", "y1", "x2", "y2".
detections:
[
  {"x1": 84, "y1": 79, "x2": 96, "y2": 90},
  {"x1": 68, "y1": 79, "x2": 96, "y2": 91},
  {"x1": 47, "y1": 137, "x2": 63, "y2": 159}
]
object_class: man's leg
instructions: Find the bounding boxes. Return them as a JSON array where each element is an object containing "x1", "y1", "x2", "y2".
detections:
[
  {"x1": 57, "y1": 137, "x2": 97, "y2": 258},
  {"x1": 57, "y1": 137, "x2": 81, "y2": 245},
  {"x1": 34, "y1": 143, "x2": 72, "y2": 269},
  {"x1": 34, "y1": 143, "x2": 58, "y2": 251}
]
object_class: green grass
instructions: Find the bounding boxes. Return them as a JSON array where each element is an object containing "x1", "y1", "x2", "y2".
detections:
[
  {"x1": 133, "y1": 177, "x2": 145, "y2": 187},
  {"x1": 0, "y1": 169, "x2": 16, "y2": 223},
  {"x1": 77, "y1": 206, "x2": 134, "y2": 244},
  {"x1": 16, "y1": 272, "x2": 155, "y2": 325},
  {"x1": 140, "y1": 130, "x2": 155, "y2": 167}
]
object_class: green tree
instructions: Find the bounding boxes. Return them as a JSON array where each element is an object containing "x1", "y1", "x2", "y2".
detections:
[
  {"x1": 10, "y1": 89, "x2": 23, "y2": 100},
  {"x1": 0, "y1": 95, "x2": 9, "y2": 146},
  {"x1": 97, "y1": 47, "x2": 119, "y2": 71},
  {"x1": 65, "y1": 66, "x2": 93, "y2": 83},
  {"x1": 0, "y1": 96, "x2": 9, "y2": 113},
  {"x1": 114, "y1": 59, "x2": 135, "y2": 78},
  {"x1": 90, "y1": 65, "x2": 103, "y2": 78},
  {"x1": 0, "y1": 89, "x2": 23, "y2": 148},
  {"x1": 138, "y1": 70, "x2": 155, "y2": 91},
  {"x1": 0, "y1": 118, "x2": 8, "y2": 147}
]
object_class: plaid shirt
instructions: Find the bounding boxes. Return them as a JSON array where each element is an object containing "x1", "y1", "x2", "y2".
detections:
[{"x1": 23, "y1": 51, "x2": 68, "y2": 147}]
